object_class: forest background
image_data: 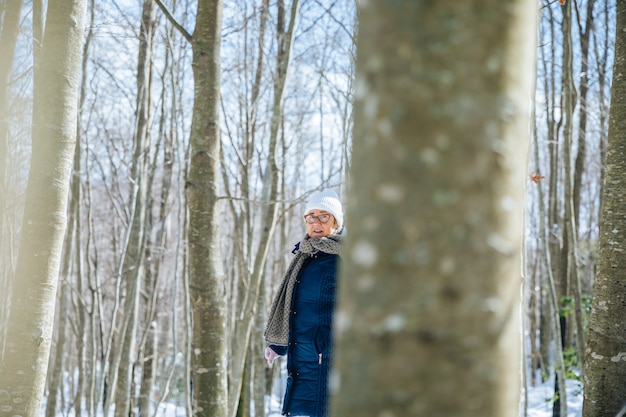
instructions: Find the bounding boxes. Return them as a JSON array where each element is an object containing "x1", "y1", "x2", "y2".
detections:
[{"x1": 0, "y1": 1, "x2": 623, "y2": 417}]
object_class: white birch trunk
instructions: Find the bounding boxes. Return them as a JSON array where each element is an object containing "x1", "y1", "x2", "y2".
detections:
[{"x1": 0, "y1": 1, "x2": 87, "y2": 415}]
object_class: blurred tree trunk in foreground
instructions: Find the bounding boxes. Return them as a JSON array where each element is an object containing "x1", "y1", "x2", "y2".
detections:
[
  {"x1": 582, "y1": 1, "x2": 626, "y2": 416},
  {"x1": 0, "y1": 0, "x2": 87, "y2": 416},
  {"x1": 332, "y1": 1, "x2": 536, "y2": 417}
]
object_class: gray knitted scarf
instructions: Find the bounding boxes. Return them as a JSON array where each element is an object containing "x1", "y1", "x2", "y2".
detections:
[{"x1": 264, "y1": 233, "x2": 343, "y2": 346}]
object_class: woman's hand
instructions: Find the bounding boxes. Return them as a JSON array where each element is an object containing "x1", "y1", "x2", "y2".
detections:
[{"x1": 265, "y1": 346, "x2": 281, "y2": 366}]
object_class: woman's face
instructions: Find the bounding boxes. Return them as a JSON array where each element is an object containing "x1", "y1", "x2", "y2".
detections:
[{"x1": 304, "y1": 209, "x2": 338, "y2": 238}]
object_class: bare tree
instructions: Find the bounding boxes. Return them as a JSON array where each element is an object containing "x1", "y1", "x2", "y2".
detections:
[
  {"x1": 531, "y1": 116, "x2": 569, "y2": 417},
  {"x1": 154, "y1": 0, "x2": 229, "y2": 414},
  {"x1": 228, "y1": 1, "x2": 300, "y2": 416},
  {"x1": 109, "y1": 0, "x2": 156, "y2": 415},
  {"x1": 0, "y1": 0, "x2": 87, "y2": 415},
  {"x1": 560, "y1": 0, "x2": 586, "y2": 377},
  {"x1": 582, "y1": 1, "x2": 626, "y2": 415},
  {"x1": 332, "y1": 1, "x2": 536, "y2": 416},
  {"x1": 528, "y1": 4, "x2": 614, "y2": 414},
  {"x1": 536, "y1": 2, "x2": 560, "y2": 382},
  {"x1": 186, "y1": 0, "x2": 228, "y2": 412}
]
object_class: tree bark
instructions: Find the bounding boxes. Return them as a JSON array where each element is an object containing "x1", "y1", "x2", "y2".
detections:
[
  {"x1": 559, "y1": 0, "x2": 585, "y2": 375},
  {"x1": 112, "y1": 1, "x2": 155, "y2": 416},
  {"x1": 0, "y1": 0, "x2": 87, "y2": 415},
  {"x1": 572, "y1": 0, "x2": 595, "y2": 228},
  {"x1": 582, "y1": 2, "x2": 626, "y2": 415},
  {"x1": 186, "y1": 1, "x2": 228, "y2": 416},
  {"x1": 138, "y1": 22, "x2": 173, "y2": 415},
  {"x1": 44, "y1": 275, "x2": 70, "y2": 417},
  {"x1": 533, "y1": 114, "x2": 568, "y2": 417},
  {"x1": 332, "y1": 1, "x2": 536, "y2": 416},
  {"x1": 72, "y1": 1, "x2": 95, "y2": 414},
  {"x1": 537, "y1": 4, "x2": 558, "y2": 381},
  {"x1": 0, "y1": 0, "x2": 23, "y2": 352},
  {"x1": 228, "y1": 1, "x2": 299, "y2": 416}
]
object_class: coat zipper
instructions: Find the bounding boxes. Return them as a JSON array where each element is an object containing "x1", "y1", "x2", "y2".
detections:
[{"x1": 318, "y1": 353, "x2": 322, "y2": 364}]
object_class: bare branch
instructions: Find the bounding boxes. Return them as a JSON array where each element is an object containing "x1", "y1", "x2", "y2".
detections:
[{"x1": 154, "y1": 0, "x2": 193, "y2": 43}]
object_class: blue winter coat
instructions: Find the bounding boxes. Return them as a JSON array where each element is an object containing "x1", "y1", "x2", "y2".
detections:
[{"x1": 271, "y1": 248, "x2": 339, "y2": 417}]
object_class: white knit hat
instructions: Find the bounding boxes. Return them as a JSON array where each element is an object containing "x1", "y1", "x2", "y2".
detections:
[{"x1": 304, "y1": 189, "x2": 344, "y2": 230}]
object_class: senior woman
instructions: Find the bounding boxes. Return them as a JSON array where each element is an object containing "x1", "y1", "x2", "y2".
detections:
[{"x1": 264, "y1": 188, "x2": 344, "y2": 417}]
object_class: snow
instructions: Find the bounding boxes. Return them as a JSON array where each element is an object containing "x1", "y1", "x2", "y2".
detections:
[
  {"x1": 45, "y1": 371, "x2": 584, "y2": 416},
  {"x1": 523, "y1": 376, "x2": 583, "y2": 417},
  {"x1": 265, "y1": 370, "x2": 584, "y2": 417}
]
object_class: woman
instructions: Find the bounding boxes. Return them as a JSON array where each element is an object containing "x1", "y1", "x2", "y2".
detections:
[{"x1": 264, "y1": 188, "x2": 344, "y2": 417}]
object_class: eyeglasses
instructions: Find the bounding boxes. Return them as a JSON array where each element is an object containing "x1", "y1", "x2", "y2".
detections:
[{"x1": 304, "y1": 214, "x2": 332, "y2": 224}]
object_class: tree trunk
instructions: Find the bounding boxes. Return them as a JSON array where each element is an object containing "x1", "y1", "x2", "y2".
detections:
[
  {"x1": 111, "y1": 1, "x2": 156, "y2": 415},
  {"x1": 0, "y1": 0, "x2": 87, "y2": 415},
  {"x1": 582, "y1": 2, "x2": 626, "y2": 415},
  {"x1": 138, "y1": 32, "x2": 173, "y2": 416},
  {"x1": 186, "y1": 1, "x2": 228, "y2": 416},
  {"x1": 228, "y1": 1, "x2": 299, "y2": 416},
  {"x1": 251, "y1": 309, "x2": 265, "y2": 417},
  {"x1": 138, "y1": 320, "x2": 157, "y2": 417},
  {"x1": 72, "y1": 1, "x2": 95, "y2": 414},
  {"x1": 44, "y1": 277, "x2": 70, "y2": 417},
  {"x1": 560, "y1": 0, "x2": 585, "y2": 373},
  {"x1": 532, "y1": 100, "x2": 569, "y2": 417},
  {"x1": 332, "y1": 1, "x2": 535, "y2": 416},
  {"x1": 0, "y1": 0, "x2": 23, "y2": 352},
  {"x1": 595, "y1": 1, "x2": 611, "y2": 217},
  {"x1": 573, "y1": 0, "x2": 595, "y2": 228},
  {"x1": 537, "y1": 4, "x2": 558, "y2": 380}
]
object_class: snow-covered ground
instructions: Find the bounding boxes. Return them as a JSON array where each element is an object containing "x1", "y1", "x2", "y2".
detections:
[
  {"x1": 524, "y1": 376, "x2": 583, "y2": 417},
  {"x1": 265, "y1": 372, "x2": 584, "y2": 417}
]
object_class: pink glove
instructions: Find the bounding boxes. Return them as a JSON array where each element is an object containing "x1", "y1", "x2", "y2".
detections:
[{"x1": 265, "y1": 346, "x2": 280, "y2": 366}]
